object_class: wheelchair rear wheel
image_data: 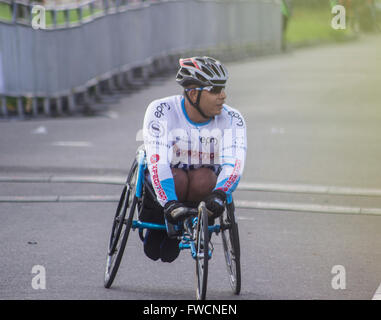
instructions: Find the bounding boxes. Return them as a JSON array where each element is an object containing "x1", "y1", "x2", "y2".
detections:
[{"x1": 104, "y1": 160, "x2": 138, "y2": 288}]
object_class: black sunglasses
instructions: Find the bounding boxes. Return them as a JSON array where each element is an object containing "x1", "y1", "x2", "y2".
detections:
[{"x1": 185, "y1": 86, "x2": 225, "y2": 94}]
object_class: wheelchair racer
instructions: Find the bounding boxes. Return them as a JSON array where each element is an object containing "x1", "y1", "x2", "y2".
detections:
[{"x1": 141, "y1": 56, "x2": 247, "y2": 263}]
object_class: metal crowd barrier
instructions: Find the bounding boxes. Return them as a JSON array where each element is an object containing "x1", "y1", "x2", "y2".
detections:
[{"x1": 0, "y1": 0, "x2": 282, "y2": 118}]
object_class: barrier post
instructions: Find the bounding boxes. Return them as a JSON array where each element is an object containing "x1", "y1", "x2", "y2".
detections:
[
  {"x1": 68, "y1": 94, "x2": 76, "y2": 113},
  {"x1": 43, "y1": 97, "x2": 50, "y2": 116},
  {"x1": 56, "y1": 96, "x2": 63, "y2": 114},
  {"x1": 32, "y1": 97, "x2": 38, "y2": 116},
  {"x1": 17, "y1": 97, "x2": 24, "y2": 118},
  {"x1": 0, "y1": 96, "x2": 7, "y2": 117},
  {"x1": 11, "y1": 1, "x2": 17, "y2": 23}
]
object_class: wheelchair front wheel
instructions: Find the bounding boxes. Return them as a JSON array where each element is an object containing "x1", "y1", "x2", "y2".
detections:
[
  {"x1": 195, "y1": 202, "x2": 209, "y2": 300},
  {"x1": 220, "y1": 202, "x2": 241, "y2": 295}
]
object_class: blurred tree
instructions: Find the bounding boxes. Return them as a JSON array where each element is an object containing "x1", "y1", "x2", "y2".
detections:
[{"x1": 281, "y1": 0, "x2": 293, "y2": 51}]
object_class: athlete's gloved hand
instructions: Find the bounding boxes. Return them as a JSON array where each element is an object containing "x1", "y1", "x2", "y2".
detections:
[
  {"x1": 204, "y1": 190, "x2": 226, "y2": 219},
  {"x1": 164, "y1": 200, "x2": 189, "y2": 224}
]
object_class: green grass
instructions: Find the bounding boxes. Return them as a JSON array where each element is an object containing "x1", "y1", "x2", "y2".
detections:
[
  {"x1": 44, "y1": 7, "x2": 103, "y2": 26},
  {"x1": 0, "y1": 2, "x2": 12, "y2": 20},
  {"x1": 286, "y1": 5, "x2": 355, "y2": 45}
]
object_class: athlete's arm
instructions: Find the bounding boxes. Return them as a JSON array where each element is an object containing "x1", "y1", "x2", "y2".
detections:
[
  {"x1": 143, "y1": 101, "x2": 178, "y2": 207},
  {"x1": 214, "y1": 110, "x2": 247, "y2": 195}
]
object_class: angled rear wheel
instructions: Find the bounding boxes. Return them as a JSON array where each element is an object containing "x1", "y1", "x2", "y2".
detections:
[{"x1": 104, "y1": 160, "x2": 138, "y2": 288}]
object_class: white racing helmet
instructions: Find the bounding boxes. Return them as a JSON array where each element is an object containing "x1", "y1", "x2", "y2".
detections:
[
  {"x1": 176, "y1": 56, "x2": 228, "y2": 88},
  {"x1": 176, "y1": 56, "x2": 228, "y2": 119}
]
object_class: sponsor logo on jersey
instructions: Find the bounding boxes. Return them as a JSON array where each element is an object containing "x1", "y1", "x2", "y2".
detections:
[
  {"x1": 220, "y1": 159, "x2": 242, "y2": 193},
  {"x1": 172, "y1": 145, "x2": 217, "y2": 165},
  {"x1": 154, "y1": 102, "x2": 171, "y2": 118},
  {"x1": 199, "y1": 136, "x2": 218, "y2": 145},
  {"x1": 151, "y1": 162, "x2": 167, "y2": 202},
  {"x1": 150, "y1": 154, "x2": 160, "y2": 164},
  {"x1": 228, "y1": 111, "x2": 244, "y2": 127},
  {"x1": 148, "y1": 120, "x2": 165, "y2": 137}
]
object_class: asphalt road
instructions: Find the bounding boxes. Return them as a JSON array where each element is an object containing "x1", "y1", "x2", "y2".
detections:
[{"x1": 1, "y1": 34, "x2": 381, "y2": 300}]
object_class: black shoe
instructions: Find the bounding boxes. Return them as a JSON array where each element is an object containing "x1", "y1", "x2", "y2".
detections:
[
  {"x1": 143, "y1": 229, "x2": 166, "y2": 261},
  {"x1": 160, "y1": 236, "x2": 180, "y2": 263}
]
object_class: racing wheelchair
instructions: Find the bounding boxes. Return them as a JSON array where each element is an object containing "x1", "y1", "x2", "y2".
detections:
[{"x1": 104, "y1": 146, "x2": 241, "y2": 300}]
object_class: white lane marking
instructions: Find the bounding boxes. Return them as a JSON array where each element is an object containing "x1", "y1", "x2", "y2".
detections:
[
  {"x1": 50, "y1": 176, "x2": 124, "y2": 184},
  {"x1": 0, "y1": 175, "x2": 124, "y2": 185},
  {"x1": 234, "y1": 200, "x2": 381, "y2": 216},
  {"x1": 1, "y1": 196, "x2": 381, "y2": 216},
  {"x1": 236, "y1": 216, "x2": 256, "y2": 221},
  {"x1": 2, "y1": 177, "x2": 381, "y2": 197},
  {"x1": 52, "y1": 141, "x2": 93, "y2": 147},
  {"x1": 372, "y1": 283, "x2": 381, "y2": 300},
  {"x1": 32, "y1": 126, "x2": 47, "y2": 134},
  {"x1": 0, "y1": 196, "x2": 59, "y2": 202},
  {"x1": 237, "y1": 182, "x2": 381, "y2": 197},
  {"x1": 0, "y1": 195, "x2": 118, "y2": 202}
]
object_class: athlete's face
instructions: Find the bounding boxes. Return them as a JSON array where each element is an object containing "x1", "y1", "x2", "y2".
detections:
[
  {"x1": 200, "y1": 87, "x2": 226, "y2": 117},
  {"x1": 187, "y1": 86, "x2": 227, "y2": 118}
]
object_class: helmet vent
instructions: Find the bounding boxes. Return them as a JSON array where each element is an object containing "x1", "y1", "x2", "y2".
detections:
[
  {"x1": 211, "y1": 80, "x2": 226, "y2": 85},
  {"x1": 211, "y1": 65, "x2": 221, "y2": 77},
  {"x1": 197, "y1": 58, "x2": 206, "y2": 65},
  {"x1": 196, "y1": 73, "x2": 208, "y2": 83},
  {"x1": 183, "y1": 61, "x2": 195, "y2": 67},
  {"x1": 219, "y1": 66, "x2": 226, "y2": 76},
  {"x1": 201, "y1": 66, "x2": 213, "y2": 77},
  {"x1": 181, "y1": 68, "x2": 191, "y2": 76}
]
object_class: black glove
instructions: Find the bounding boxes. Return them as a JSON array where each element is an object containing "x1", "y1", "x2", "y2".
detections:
[
  {"x1": 164, "y1": 200, "x2": 189, "y2": 224},
  {"x1": 204, "y1": 190, "x2": 226, "y2": 219}
]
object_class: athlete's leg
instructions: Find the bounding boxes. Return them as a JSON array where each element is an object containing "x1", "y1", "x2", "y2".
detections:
[
  {"x1": 186, "y1": 167, "x2": 217, "y2": 202},
  {"x1": 141, "y1": 168, "x2": 188, "y2": 222},
  {"x1": 171, "y1": 168, "x2": 188, "y2": 201},
  {"x1": 144, "y1": 168, "x2": 189, "y2": 262}
]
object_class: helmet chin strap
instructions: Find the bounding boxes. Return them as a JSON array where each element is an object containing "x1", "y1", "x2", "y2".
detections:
[{"x1": 184, "y1": 90, "x2": 211, "y2": 120}]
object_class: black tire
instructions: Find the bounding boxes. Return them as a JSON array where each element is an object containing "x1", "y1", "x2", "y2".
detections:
[
  {"x1": 220, "y1": 202, "x2": 241, "y2": 295},
  {"x1": 195, "y1": 203, "x2": 209, "y2": 300},
  {"x1": 108, "y1": 185, "x2": 128, "y2": 255},
  {"x1": 104, "y1": 160, "x2": 138, "y2": 288}
]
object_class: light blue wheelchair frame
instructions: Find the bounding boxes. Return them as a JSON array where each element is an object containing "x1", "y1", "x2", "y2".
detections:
[
  {"x1": 104, "y1": 147, "x2": 241, "y2": 299},
  {"x1": 131, "y1": 147, "x2": 233, "y2": 260}
]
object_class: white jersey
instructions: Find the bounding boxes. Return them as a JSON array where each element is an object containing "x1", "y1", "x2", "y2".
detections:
[{"x1": 143, "y1": 95, "x2": 247, "y2": 207}]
